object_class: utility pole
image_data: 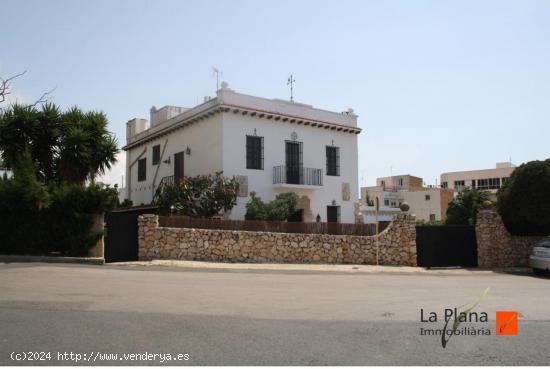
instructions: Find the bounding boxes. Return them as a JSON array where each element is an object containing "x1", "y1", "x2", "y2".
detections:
[{"x1": 287, "y1": 74, "x2": 295, "y2": 102}]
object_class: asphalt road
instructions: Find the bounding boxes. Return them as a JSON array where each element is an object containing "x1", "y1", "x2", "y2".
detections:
[{"x1": 1, "y1": 263, "x2": 549, "y2": 365}]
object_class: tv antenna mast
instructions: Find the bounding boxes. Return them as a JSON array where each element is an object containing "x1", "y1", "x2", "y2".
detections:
[
  {"x1": 212, "y1": 67, "x2": 222, "y2": 91},
  {"x1": 287, "y1": 74, "x2": 296, "y2": 102}
]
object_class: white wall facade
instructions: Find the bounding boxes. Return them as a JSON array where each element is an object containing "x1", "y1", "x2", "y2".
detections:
[
  {"x1": 126, "y1": 114, "x2": 223, "y2": 206},
  {"x1": 123, "y1": 84, "x2": 360, "y2": 222},
  {"x1": 221, "y1": 112, "x2": 358, "y2": 223}
]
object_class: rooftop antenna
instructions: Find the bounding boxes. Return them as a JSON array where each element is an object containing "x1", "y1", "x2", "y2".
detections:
[
  {"x1": 212, "y1": 67, "x2": 222, "y2": 91},
  {"x1": 287, "y1": 74, "x2": 295, "y2": 102}
]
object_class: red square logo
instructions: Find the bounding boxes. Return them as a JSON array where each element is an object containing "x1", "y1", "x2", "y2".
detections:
[{"x1": 496, "y1": 311, "x2": 518, "y2": 335}]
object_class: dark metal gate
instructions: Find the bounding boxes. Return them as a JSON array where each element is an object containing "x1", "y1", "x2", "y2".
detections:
[
  {"x1": 104, "y1": 206, "x2": 157, "y2": 263},
  {"x1": 416, "y1": 225, "x2": 478, "y2": 267}
]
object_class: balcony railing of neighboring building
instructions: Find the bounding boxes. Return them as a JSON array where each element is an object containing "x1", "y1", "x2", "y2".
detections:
[{"x1": 273, "y1": 165, "x2": 323, "y2": 186}]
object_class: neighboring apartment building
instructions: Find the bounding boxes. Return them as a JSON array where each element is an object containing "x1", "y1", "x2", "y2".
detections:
[
  {"x1": 122, "y1": 82, "x2": 360, "y2": 223},
  {"x1": 440, "y1": 162, "x2": 516, "y2": 199},
  {"x1": 360, "y1": 175, "x2": 454, "y2": 222}
]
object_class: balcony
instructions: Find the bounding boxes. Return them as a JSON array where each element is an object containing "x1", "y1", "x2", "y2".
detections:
[{"x1": 273, "y1": 165, "x2": 323, "y2": 188}]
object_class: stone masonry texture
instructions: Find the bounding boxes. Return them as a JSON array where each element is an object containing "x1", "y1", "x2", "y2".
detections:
[
  {"x1": 476, "y1": 209, "x2": 543, "y2": 268},
  {"x1": 138, "y1": 213, "x2": 417, "y2": 266}
]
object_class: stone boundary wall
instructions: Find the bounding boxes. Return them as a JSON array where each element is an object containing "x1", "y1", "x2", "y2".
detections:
[
  {"x1": 476, "y1": 209, "x2": 543, "y2": 268},
  {"x1": 138, "y1": 213, "x2": 417, "y2": 266}
]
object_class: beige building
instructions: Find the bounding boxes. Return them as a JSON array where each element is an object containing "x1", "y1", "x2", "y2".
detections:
[
  {"x1": 360, "y1": 175, "x2": 454, "y2": 223},
  {"x1": 440, "y1": 162, "x2": 516, "y2": 199}
]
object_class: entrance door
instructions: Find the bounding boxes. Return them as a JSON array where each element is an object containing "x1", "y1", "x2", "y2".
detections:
[
  {"x1": 327, "y1": 205, "x2": 340, "y2": 234},
  {"x1": 285, "y1": 141, "x2": 301, "y2": 184},
  {"x1": 327, "y1": 205, "x2": 340, "y2": 223},
  {"x1": 174, "y1": 152, "x2": 184, "y2": 183}
]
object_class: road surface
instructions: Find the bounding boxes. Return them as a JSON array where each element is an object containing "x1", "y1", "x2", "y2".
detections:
[{"x1": 1, "y1": 263, "x2": 549, "y2": 365}]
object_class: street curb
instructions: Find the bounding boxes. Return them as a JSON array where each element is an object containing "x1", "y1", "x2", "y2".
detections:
[
  {"x1": 0, "y1": 254, "x2": 105, "y2": 265},
  {"x1": 110, "y1": 260, "x2": 531, "y2": 275}
]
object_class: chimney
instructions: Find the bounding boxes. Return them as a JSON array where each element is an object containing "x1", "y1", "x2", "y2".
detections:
[{"x1": 126, "y1": 118, "x2": 149, "y2": 143}]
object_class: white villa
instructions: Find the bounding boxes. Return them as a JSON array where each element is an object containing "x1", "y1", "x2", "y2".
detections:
[{"x1": 122, "y1": 82, "x2": 360, "y2": 223}]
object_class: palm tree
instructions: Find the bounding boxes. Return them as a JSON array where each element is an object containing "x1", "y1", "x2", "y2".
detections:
[
  {"x1": 0, "y1": 104, "x2": 118, "y2": 185},
  {"x1": 0, "y1": 104, "x2": 38, "y2": 170},
  {"x1": 82, "y1": 111, "x2": 118, "y2": 182},
  {"x1": 58, "y1": 107, "x2": 118, "y2": 184},
  {"x1": 33, "y1": 103, "x2": 62, "y2": 182}
]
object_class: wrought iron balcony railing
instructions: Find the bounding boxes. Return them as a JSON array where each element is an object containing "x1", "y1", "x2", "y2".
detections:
[{"x1": 273, "y1": 165, "x2": 323, "y2": 186}]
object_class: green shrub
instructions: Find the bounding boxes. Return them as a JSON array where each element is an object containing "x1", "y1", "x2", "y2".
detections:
[
  {"x1": 445, "y1": 187, "x2": 490, "y2": 225},
  {"x1": 43, "y1": 183, "x2": 118, "y2": 256},
  {"x1": 0, "y1": 151, "x2": 50, "y2": 255},
  {"x1": 0, "y1": 176, "x2": 118, "y2": 256},
  {"x1": 497, "y1": 159, "x2": 550, "y2": 236},
  {"x1": 48, "y1": 182, "x2": 119, "y2": 214},
  {"x1": 245, "y1": 192, "x2": 268, "y2": 220},
  {"x1": 155, "y1": 172, "x2": 239, "y2": 217},
  {"x1": 0, "y1": 176, "x2": 46, "y2": 255},
  {"x1": 119, "y1": 198, "x2": 133, "y2": 208},
  {"x1": 245, "y1": 192, "x2": 298, "y2": 221}
]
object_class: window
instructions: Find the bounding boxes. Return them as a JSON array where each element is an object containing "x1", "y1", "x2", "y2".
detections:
[
  {"x1": 326, "y1": 146, "x2": 340, "y2": 176},
  {"x1": 137, "y1": 158, "x2": 146, "y2": 182},
  {"x1": 384, "y1": 199, "x2": 389, "y2": 206},
  {"x1": 425, "y1": 194, "x2": 431, "y2": 201},
  {"x1": 441, "y1": 181, "x2": 448, "y2": 189},
  {"x1": 454, "y1": 180, "x2": 465, "y2": 190},
  {"x1": 246, "y1": 136, "x2": 263, "y2": 170},
  {"x1": 152, "y1": 145, "x2": 160, "y2": 165},
  {"x1": 429, "y1": 214, "x2": 436, "y2": 222},
  {"x1": 477, "y1": 178, "x2": 501, "y2": 190},
  {"x1": 398, "y1": 178, "x2": 403, "y2": 186}
]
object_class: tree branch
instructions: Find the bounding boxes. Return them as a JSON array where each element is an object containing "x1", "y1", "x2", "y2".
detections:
[
  {"x1": 27, "y1": 86, "x2": 57, "y2": 108},
  {"x1": 0, "y1": 70, "x2": 56, "y2": 109},
  {"x1": 0, "y1": 70, "x2": 27, "y2": 104}
]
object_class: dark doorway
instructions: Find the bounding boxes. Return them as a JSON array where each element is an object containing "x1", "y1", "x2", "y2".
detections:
[
  {"x1": 174, "y1": 152, "x2": 184, "y2": 182},
  {"x1": 326, "y1": 205, "x2": 340, "y2": 234},
  {"x1": 327, "y1": 205, "x2": 340, "y2": 223},
  {"x1": 416, "y1": 225, "x2": 478, "y2": 267},
  {"x1": 287, "y1": 209, "x2": 303, "y2": 222},
  {"x1": 285, "y1": 141, "x2": 301, "y2": 184}
]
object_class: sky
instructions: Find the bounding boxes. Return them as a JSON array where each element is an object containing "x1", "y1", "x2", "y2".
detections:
[{"x1": 2, "y1": 0, "x2": 550, "y2": 188}]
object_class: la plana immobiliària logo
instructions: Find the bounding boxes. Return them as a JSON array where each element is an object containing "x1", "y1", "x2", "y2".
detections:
[
  {"x1": 419, "y1": 288, "x2": 519, "y2": 347},
  {"x1": 496, "y1": 311, "x2": 518, "y2": 335}
]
